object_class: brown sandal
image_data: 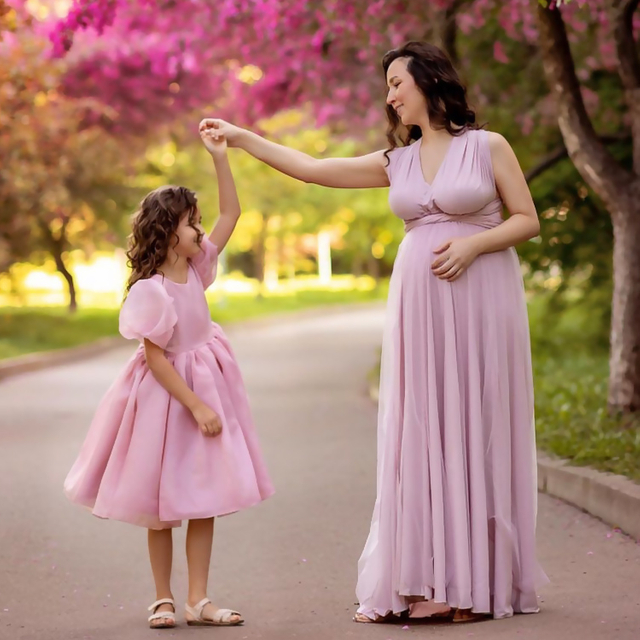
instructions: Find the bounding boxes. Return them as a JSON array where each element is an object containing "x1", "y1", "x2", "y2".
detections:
[
  {"x1": 451, "y1": 608, "x2": 490, "y2": 623},
  {"x1": 354, "y1": 611, "x2": 403, "y2": 624}
]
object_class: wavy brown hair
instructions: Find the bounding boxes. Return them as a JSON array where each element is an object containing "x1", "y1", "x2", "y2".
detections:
[
  {"x1": 125, "y1": 185, "x2": 201, "y2": 292},
  {"x1": 382, "y1": 41, "x2": 481, "y2": 156}
]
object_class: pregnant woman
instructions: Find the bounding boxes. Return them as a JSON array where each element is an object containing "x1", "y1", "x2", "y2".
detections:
[{"x1": 200, "y1": 40, "x2": 548, "y2": 623}]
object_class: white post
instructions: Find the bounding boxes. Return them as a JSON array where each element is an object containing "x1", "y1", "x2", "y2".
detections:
[{"x1": 317, "y1": 231, "x2": 332, "y2": 284}]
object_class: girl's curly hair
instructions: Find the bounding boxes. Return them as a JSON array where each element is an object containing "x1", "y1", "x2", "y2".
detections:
[
  {"x1": 126, "y1": 185, "x2": 202, "y2": 292},
  {"x1": 382, "y1": 41, "x2": 481, "y2": 157}
]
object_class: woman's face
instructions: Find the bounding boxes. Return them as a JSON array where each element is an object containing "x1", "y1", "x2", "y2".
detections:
[
  {"x1": 386, "y1": 57, "x2": 428, "y2": 126},
  {"x1": 172, "y1": 210, "x2": 205, "y2": 258}
]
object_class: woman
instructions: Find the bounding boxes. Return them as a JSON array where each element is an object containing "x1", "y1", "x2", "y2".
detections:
[{"x1": 200, "y1": 40, "x2": 548, "y2": 623}]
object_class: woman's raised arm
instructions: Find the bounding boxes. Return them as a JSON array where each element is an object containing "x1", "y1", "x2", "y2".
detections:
[{"x1": 199, "y1": 118, "x2": 389, "y2": 189}]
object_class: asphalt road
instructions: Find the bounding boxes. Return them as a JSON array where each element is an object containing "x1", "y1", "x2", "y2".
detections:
[{"x1": 1, "y1": 304, "x2": 639, "y2": 640}]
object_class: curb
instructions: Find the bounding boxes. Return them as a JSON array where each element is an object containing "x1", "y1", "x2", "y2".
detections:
[
  {"x1": 0, "y1": 300, "x2": 386, "y2": 383},
  {"x1": 537, "y1": 454, "x2": 640, "y2": 541},
  {"x1": 368, "y1": 383, "x2": 640, "y2": 541},
  {"x1": 0, "y1": 336, "x2": 128, "y2": 382}
]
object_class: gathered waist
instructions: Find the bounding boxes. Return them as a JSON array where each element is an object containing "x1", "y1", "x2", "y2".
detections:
[
  {"x1": 135, "y1": 332, "x2": 216, "y2": 356},
  {"x1": 404, "y1": 211, "x2": 502, "y2": 232}
]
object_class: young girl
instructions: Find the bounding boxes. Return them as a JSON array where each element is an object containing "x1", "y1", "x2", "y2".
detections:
[{"x1": 64, "y1": 128, "x2": 274, "y2": 629}]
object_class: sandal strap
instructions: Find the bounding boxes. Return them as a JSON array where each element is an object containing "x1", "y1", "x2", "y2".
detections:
[
  {"x1": 148, "y1": 598, "x2": 175, "y2": 613},
  {"x1": 148, "y1": 610, "x2": 176, "y2": 622},
  {"x1": 185, "y1": 597, "x2": 211, "y2": 620},
  {"x1": 214, "y1": 608, "x2": 242, "y2": 623}
]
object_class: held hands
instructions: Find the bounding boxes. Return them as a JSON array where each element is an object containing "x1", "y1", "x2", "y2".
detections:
[
  {"x1": 191, "y1": 402, "x2": 223, "y2": 437},
  {"x1": 431, "y1": 237, "x2": 480, "y2": 282},
  {"x1": 198, "y1": 118, "x2": 243, "y2": 151},
  {"x1": 199, "y1": 124, "x2": 227, "y2": 157}
]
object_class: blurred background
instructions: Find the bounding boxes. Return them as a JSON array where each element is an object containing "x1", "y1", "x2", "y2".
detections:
[{"x1": 1, "y1": 0, "x2": 637, "y2": 480}]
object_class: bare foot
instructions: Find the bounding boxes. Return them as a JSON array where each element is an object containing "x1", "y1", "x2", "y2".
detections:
[{"x1": 408, "y1": 600, "x2": 452, "y2": 618}]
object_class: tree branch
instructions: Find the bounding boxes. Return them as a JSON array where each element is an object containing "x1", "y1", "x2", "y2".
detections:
[
  {"x1": 536, "y1": 2, "x2": 629, "y2": 202},
  {"x1": 440, "y1": 0, "x2": 473, "y2": 66},
  {"x1": 525, "y1": 133, "x2": 631, "y2": 183},
  {"x1": 611, "y1": 0, "x2": 640, "y2": 171}
]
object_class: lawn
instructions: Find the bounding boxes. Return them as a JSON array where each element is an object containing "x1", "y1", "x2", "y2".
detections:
[{"x1": 0, "y1": 284, "x2": 388, "y2": 361}]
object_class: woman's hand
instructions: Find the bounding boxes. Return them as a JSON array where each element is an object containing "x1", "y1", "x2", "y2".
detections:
[
  {"x1": 191, "y1": 402, "x2": 223, "y2": 437},
  {"x1": 199, "y1": 118, "x2": 244, "y2": 147},
  {"x1": 431, "y1": 236, "x2": 480, "y2": 282},
  {"x1": 200, "y1": 126, "x2": 227, "y2": 157}
]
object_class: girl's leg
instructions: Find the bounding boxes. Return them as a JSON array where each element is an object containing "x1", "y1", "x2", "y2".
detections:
[
  {"x1": 186, "y1": 517, "x2": 214, "y2": 605},
  {"x1": 148, "y1": 528, "x2": 175, "y2": 623},
  {"x1": 186, "y1": 517, "x2": 241, "y2": 623}
]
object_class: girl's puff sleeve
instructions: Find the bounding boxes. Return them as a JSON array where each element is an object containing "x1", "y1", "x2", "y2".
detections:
[{"x1": 119, "y1": 278, "x2": 178, "y2": 349}]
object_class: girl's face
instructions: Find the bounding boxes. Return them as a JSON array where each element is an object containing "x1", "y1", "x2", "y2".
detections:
[
  {"x1": 172, "y1": 210, "x2": 205, "y2": 258},
  {"x1": 386, "y1": 57, "x2": 428, "y2": 127}
]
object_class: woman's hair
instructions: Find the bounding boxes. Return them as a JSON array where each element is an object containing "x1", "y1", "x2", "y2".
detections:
[
  {"x1": 382, "y1": 41, "x2": 481, "y2": 155},
  {"x1": 125, "y1": 185, "x2": 201, "y2": 291}
]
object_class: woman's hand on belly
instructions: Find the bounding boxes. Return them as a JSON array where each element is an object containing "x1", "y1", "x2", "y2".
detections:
[{"x1": 431, "y1": 236, "x2": 481, "y2": 282}]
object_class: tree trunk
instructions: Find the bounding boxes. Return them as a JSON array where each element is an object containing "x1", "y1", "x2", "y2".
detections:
[
  {"x1": 367, "y1": 254, "x2": 380, "y2": 283},
  {"x1": 52, "y1": 246, "x2": 78, "y2": 313},
  {"x1": 536, "y1": 2, "x2": 640, "y2": 414},
  {"x1": 39, "y1": 217, "x2": 78, "y2": 313},
  {"x1": 438, "y1": 0, "x2": 473, "y2": 65},
  {"x1": 609, "y1": 190, "x2": 640, "y2": 412}
]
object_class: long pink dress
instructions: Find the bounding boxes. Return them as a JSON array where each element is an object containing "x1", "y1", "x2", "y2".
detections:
[
  {"x1": 356, "y1": 130, "x2": 548, "y2": 619},
  {"x1": 64, "y1": 238, "x2": 274, "y2": 529}
]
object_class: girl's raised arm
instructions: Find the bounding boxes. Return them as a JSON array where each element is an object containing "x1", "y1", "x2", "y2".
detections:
[{"x1": 200, "y1": 128, "x2": 241, "y2": 253}]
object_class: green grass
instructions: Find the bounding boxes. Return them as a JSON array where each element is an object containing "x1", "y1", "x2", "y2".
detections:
[
  {"x1": 527, "y1": 292, "x2": 640, "y2": 483},
  {"x1": 0, "y1": 307, "x2": 121, "y2": 359},
  {"x1": 0, "y1": 284, "x2": 388, "y2": 361},
  {"x1": 534, "y1": 352, "x2": 640, "y2": 483}
]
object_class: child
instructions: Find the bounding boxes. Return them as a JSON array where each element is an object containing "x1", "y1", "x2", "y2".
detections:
[{"x1": 64, "y1": 127, "x2": 274, "y2": 629}]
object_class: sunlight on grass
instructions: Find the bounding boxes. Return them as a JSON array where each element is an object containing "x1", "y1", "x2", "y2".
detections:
[{"x1": 0, "y1": 278, "x2": 388, "y2": 360}]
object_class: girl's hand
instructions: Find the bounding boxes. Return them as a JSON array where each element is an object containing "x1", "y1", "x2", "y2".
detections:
[
  {"x1": 198, "y1": 118, "x2": 244, "y2": 147},
  {"x1": 200, "y1": 126, "x2": 227, "y2": 157},
  {"x1": 191, "y1": 402, "x2": 223, "y2": 437},
  {"x1": 431, "y1": 236, "x2": 480, "y2": 282}
]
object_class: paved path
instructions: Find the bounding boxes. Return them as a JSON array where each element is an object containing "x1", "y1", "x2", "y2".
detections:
[{"x1": 0, "y1": 305, "x2": 639, "y2": 640}]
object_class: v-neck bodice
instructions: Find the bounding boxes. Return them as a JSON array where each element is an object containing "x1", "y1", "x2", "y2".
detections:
[
  {"x1": 385, "y1": 129, "x2": 503, "y2": 231},
  {"x1": 416, "y1": 134, "x2": 455, "y2": 187}
]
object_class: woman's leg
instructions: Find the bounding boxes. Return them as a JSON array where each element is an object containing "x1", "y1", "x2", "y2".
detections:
[
  {"x1": 147, "y1": 528, "x2": 175, "y2": 624},
  {"x1": 186, "y1": 517, "x2": 242, "y2": 623}
]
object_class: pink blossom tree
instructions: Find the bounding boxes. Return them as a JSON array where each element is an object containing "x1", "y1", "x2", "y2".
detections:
[{"x1": 38, "y1": 0, "x2": 640, "y2": 413}]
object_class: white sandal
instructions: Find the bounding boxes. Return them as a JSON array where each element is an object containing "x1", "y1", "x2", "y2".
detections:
[
  {"x1": 185, "y1": 597, "x2": 244, "y2": 626},
  {"x1": 148, "y1": 598, "x2": 176, "y2": 629}
]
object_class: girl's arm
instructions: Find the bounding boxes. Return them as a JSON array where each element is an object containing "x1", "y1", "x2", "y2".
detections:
[
  {"x1": 200, "y1": 128, "x2": 241, "y2": 253},
  {"x1": 199, "y1": 118, "x2": 389, "y2": 189},
  {"x1": 144, "y1": 339, "x2": 222, "y2": 437}
]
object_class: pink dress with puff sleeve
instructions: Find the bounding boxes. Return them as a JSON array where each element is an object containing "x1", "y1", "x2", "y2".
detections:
[{"x1": 64, "y1": 239, "x2": 274, "y2": 529}]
